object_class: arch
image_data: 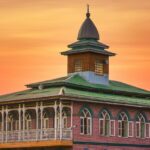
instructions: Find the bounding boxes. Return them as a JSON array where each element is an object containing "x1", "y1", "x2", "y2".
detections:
[
  {"x1": 135, "y1": 112, "x2": 148, "y2": 122},
  {"x1": 25, "y1": 109, "x2": 36, "y2": 130},
  {"x1": 79, "y1": 105, "x2": 93, "y2": 117},
  {"x1": 62, "y1": 107, "x2": 71, "y2": 117},
  {"x1": 42, "y1": 107, "x2": 55, "y2": 129},
  {"x1": 99, "y1": 108, "x2": 113, "y2": 119},
  {"x1": 117, "y1": 109, "x2": 131, "y2": 121},
  {"x1": 118, "y1": 112, "x2": 128, "y2": 121},
  {"x1": 25, "y1": 109, "x2": 36, "y2": 119},
  {"x1": 7, "y1": 110, "x2": 19, "y2": 131}
]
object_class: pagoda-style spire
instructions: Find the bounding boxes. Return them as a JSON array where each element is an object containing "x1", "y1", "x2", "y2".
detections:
[
  {"x1": 77, "y1": 5, "x2": 99, "y2": 40},
  {"x1": 61, "y1": 6, "x2": 116, "y2": 86},
  {"x1": 86, "y1": 4, "x2": 90, "y2": 18}
]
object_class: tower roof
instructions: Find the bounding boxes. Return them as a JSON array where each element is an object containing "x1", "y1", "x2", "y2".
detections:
[{"x1": 77, "y1": 5, "x2": 99, "y2": 40}]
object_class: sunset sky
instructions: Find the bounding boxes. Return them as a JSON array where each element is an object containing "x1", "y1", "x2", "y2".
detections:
[{"x1": 0, "y1": 0, "x2": 150, "y2": 95}]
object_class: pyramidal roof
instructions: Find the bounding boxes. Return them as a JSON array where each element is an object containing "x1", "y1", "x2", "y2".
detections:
[{"x1": 77, "y1": 6, "x2": 99, "y2": 40}]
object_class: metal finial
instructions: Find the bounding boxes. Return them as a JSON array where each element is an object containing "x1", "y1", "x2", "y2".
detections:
[{"x1": 86, "y1": 4, "x2": 90, "y2": 18}]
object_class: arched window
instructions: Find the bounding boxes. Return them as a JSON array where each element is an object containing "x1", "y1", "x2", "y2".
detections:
[
  {"x1": 80, "y1": 108, "x2": 92, "y2": 135},
  {"x1": 136, "y1": 113, "x2": 146, "y2": 138},
  {"x1": 99, "y1": 110, "x2": 110, "y2": 136},
  {"x1": 25, "y1": 113, "x2": 32, "y2": 130},
  {"x1": 118, "y1": 112, "x2": 128, "y2": 137},
  {"x1": 99, "y1": 109, "x2": 115, "y2": 136}
]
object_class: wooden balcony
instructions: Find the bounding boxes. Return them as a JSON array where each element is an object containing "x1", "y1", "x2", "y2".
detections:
[{"x1": 0, "y1": 128, "x2": 72, "y2": 149}]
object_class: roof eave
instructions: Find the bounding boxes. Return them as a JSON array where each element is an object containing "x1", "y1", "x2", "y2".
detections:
[{"x1": 61, "y1": 50, "x2": 116, "y2": 56}]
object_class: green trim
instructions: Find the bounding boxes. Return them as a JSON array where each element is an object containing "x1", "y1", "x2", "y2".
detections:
[
  {"x1": 135, "y1": 111, "x2": 148, "y2": 122},
  {"x1": 99, "y1": 108, "x2": 113, "y2": 119},
  {"x1": 73, "y1": 141, "x2": 150, "y2": 148},
  {"x1": 79, "y1": 104, "x2": 94, "y2": 117},
  {"x1": 117, "y1": 109, "x2": 131, "y2": 121}
]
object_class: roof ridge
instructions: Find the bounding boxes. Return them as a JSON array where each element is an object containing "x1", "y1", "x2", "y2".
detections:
[{"x1": 64, "y1": 74, "x2": 76, "y2": 82}]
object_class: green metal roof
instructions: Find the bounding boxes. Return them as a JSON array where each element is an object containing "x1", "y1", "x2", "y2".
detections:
[
  {"x1": 0, "y1": 85, "x2": 150, "y2": 107},
  {"x1": 61, "y1": 48, "x2": 115, "y2": 56},
  {"x1": 27, "y1": 74, "x2": 150, "y2": 96},
  {"x1": 0, "y1": 74, "x2": 150, "y2": 107}
]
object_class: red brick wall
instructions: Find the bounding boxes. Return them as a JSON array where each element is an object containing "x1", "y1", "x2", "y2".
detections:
[{"x1": 72, "y1": 101, "x2": 150, "y2": 149}]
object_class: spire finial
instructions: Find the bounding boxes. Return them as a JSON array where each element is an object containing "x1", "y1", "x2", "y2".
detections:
[{"x1": 86, "y1": 4, "x2": 90, "y2": 18}]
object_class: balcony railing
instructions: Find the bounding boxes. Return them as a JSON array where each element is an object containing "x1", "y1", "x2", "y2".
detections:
[{"x1": 0, "y1": 128, "x2": 72, "y2": 143}]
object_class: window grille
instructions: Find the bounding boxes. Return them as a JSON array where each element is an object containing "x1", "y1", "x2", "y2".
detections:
[
  {"x1": 75, "y1": 60, "x2": 82, "y2": 72},
  {"x1": 95, "y1": 60, "x2": 104, "y2": 75}
]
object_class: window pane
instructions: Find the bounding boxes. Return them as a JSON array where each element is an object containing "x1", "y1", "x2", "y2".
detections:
[
  {"x1": 100, "y1": 119, "x2": 104, "y2": 135},
  {"x1": 80, "y1": 118, "x2": 84, "y2": 134},
  {"x1": 118, "y1": 121, "x2": 122, "y2": 137},
  {"x1": 84, "y1": 118, "x2": 87, "y2": 134},
  {"x1": 141, "y1": 122, "x2": 145, "y2": 138},
  {"x1": 146, "y1": 123, "x2": 150, "y2": 138},
  {"x1": 105, "y1": 119, "x2": 109, "y2": 136},
  {"x1": 110, "y1": 120, "x2": 115, "y2": 136},
  {"x1": 75, "y1": 60, "x2": 82, "y2": 72},
  {"x1": 87, "y1": 118, "x2": 91, "y2": 134},
  {"x1": 129, "y1": 121, "x2": 133, "y2": 137},
  {"x1": 95, "y1": 60, "x2": 104, "y2": 75},
  {"x1": 136, "y1": 122, "x2": 140, "y2": 137}
]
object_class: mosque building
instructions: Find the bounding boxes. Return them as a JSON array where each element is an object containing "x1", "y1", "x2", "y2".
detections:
[{"x1": 0, "y1": 6, "x2": 150, "y2": 150}]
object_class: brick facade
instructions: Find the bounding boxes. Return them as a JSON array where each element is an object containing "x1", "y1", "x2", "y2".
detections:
[{"x1": 72, "y1": 101, "x2": 150, "y2": 149}]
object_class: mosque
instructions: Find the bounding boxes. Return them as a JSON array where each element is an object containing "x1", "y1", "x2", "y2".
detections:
[{"x1": 0, "y1": 6, "x2": 150, "y2": 150}]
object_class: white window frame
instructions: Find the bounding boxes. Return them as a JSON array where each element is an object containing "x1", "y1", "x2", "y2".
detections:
[
  {"x1": 99, "y1": 119, "x2": 104, "y2": 136},
  {"x1": 118, "y1": 112, "x2": 129, "y2": 138},
  {"x1": 136, "y1": 122, "x2": 140, "y2": 138},
  {"x1": 128, "y1": 121, "x2": 134, "y2": 137},
  {"x1": 99, "y1": 110, "x2": 111, "y2": 136},
  {"x1": 80, "y1": 108, "x2": 92, "y2": 135},
  {"x1": 145, "y1": 123, "x2": 150, "y2": 138},
  {"x1": 136, "y1": 113, "x2": 146, "y2": 138},
  {"x1": 80, "y1": 117, "x2": 84, "y2": 135},
  {"x1": 118, "y1": 120, "x2": 122, "y2": 137},
  {"x1": 110, "y1": 120, "x2": 115, "y2": 136}
]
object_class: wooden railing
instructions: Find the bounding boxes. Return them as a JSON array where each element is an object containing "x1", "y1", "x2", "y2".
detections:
[{"x1": 0, "y1": 128, "x2": 72, "y2": 143}]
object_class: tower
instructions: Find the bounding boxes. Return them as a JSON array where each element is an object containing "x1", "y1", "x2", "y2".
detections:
[{"x1": 61, "y1": 6, "x2": 115, "y2": 85}]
